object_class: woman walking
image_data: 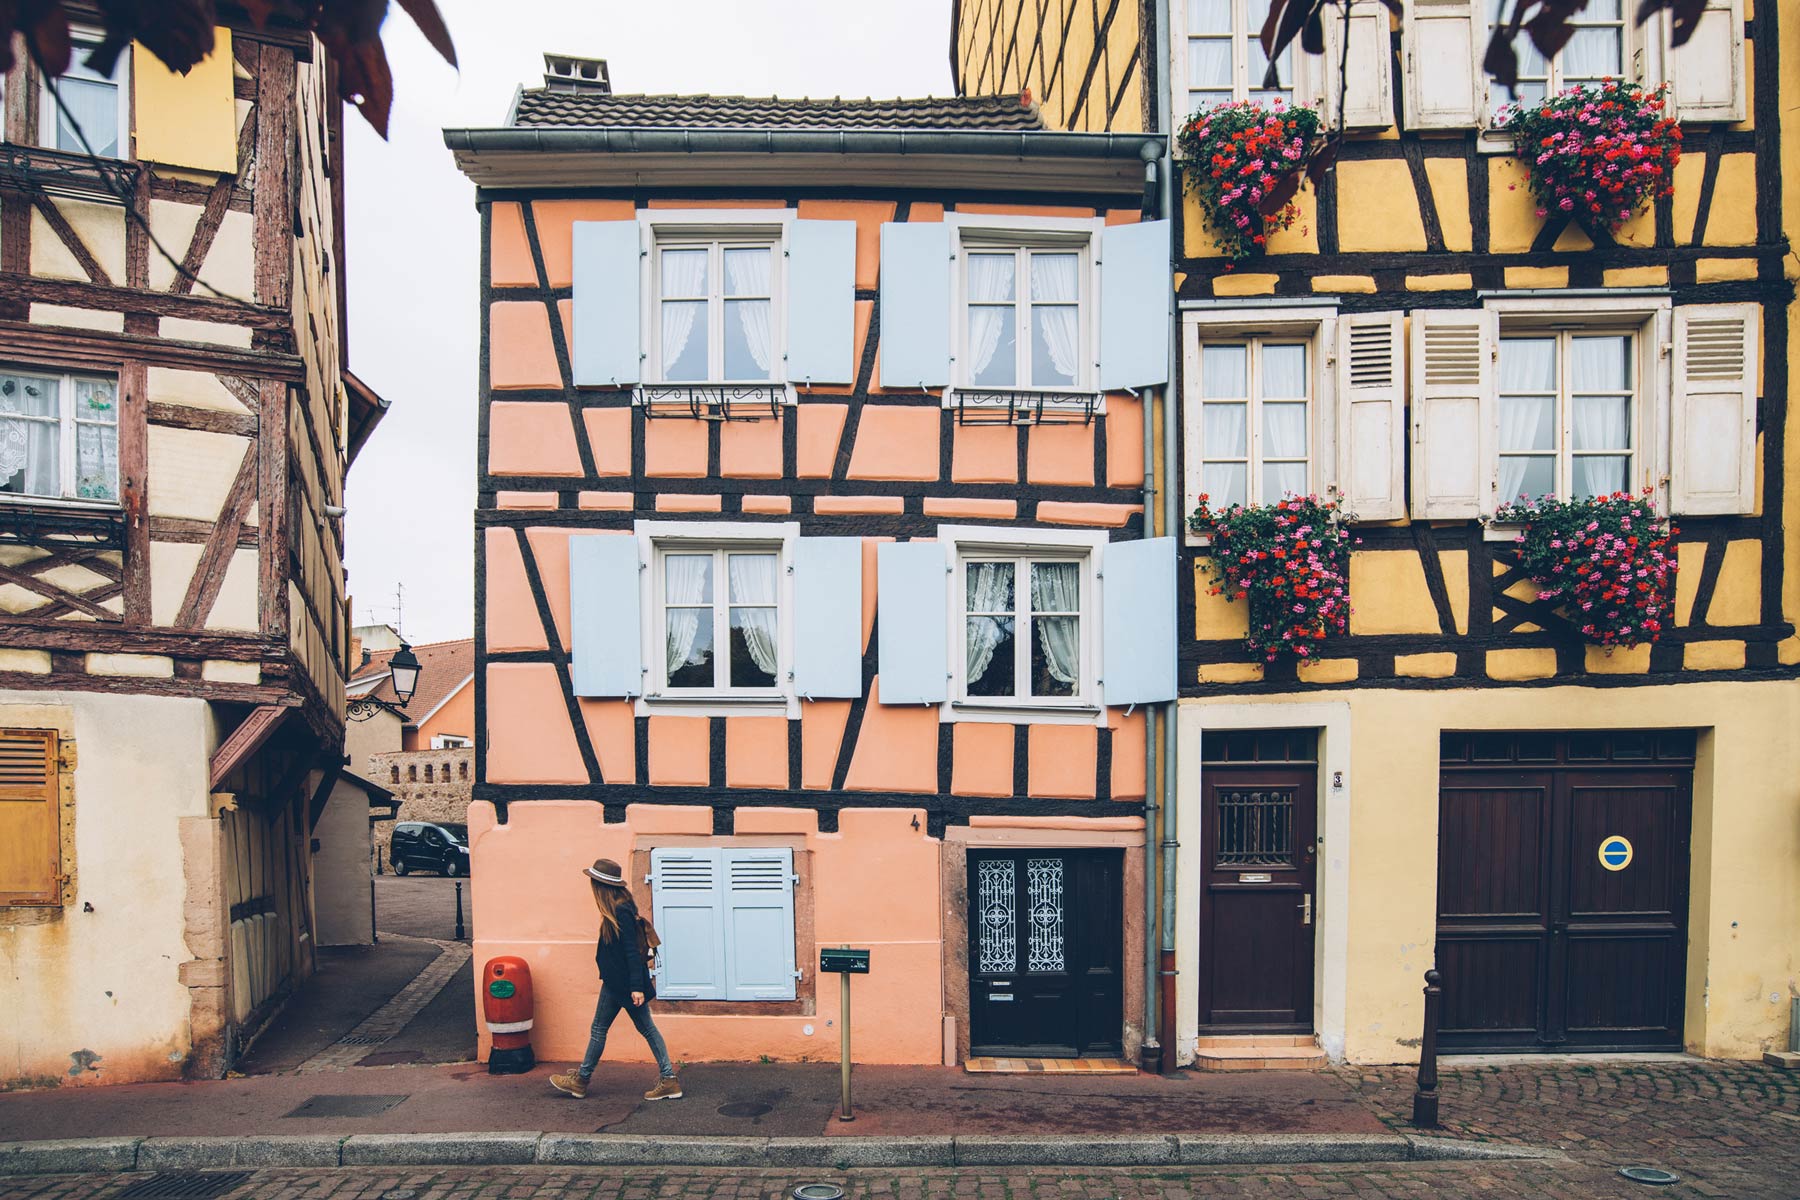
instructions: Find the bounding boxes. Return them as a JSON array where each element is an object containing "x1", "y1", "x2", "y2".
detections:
[{"x1": 549, "y1": 859, "x2": 683, "y2": 1101}]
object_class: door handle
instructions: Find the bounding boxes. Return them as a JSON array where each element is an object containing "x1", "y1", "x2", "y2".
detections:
[{"x1": 1298, "y1": 894, "x2": 1313, "y2": 926}]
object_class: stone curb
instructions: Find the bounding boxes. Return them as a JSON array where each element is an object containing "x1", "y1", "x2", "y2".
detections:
[{"x1": 0, "y1": 1132, "x2": 1565, "y2": 1174}]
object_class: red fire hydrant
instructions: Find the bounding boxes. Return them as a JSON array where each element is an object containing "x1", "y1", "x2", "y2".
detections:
[{"x1": 483, "y1": 956, "x2": 535, "y2": 1075}]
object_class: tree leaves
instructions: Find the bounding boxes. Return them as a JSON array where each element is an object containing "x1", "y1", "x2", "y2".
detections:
[
  {"x1": 1636, "y1": 0, "x2": 1708, "y2": 47},
  {"x1": 2, "y1": 0, "x2": 456, "y2": 138}
]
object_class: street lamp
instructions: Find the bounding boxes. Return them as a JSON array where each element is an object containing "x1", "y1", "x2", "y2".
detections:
[{"x1": 346, "y1": 640, "x2": 423, "y2": 722}]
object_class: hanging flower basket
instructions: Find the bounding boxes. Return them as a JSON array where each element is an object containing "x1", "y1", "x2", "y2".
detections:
[
  {"x1": 1493, "y1": 490, "x2": 1678, "y2": 649},
  {"x1": 1496, "y1": 79, "x2": 1682, "y2": 235},
  {"x1": 1189, "y1": 494, "x2": 1354, "y2": 663},
  {"x1": 1177, "y1": 100, "x2": 1323, "y2": 261}
]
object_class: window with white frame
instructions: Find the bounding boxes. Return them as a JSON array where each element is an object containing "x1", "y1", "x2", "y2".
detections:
[
  {"x1": 1196, "y1": 338, "x2": 1313, "y2": 507},
  {"x1": 959, "y1": 551, "x2": 1090, "y2": 706},
  {"x1": 40, "y1": 36, "x2": 129, "y2": 159},
  {"x1": 0, "y1": 365, "x2": 119, "y2": 504},
  {"x1": 959, "y1": 238, "x2": 1090, "y2": 393},
  {"x1": 1485, "y1": 0, "x2": 1630, "y2": 115},
  {"x1": 652, "y1": 236, "x2": 782, "y2": 384},
  {"x1": 656, "y1": 544, "x2": 783, "y2": 694},
  {"x1": 1183, "y1": 0, "x2": 1295, "y2": 113},
  {"x1": 1497, "y1": 329, "x2": 1636, "y2": 504},
  {"x1": 430, "y1": 734, "x2": 473, "y2": 749}
]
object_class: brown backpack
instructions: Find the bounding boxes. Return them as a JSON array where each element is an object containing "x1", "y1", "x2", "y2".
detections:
[{"x1": 637, "y1": 913, "x2": 662, "y2": 971}]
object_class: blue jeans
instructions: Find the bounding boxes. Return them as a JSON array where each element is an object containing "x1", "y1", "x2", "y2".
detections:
[{"x1": 577, "y1": 984, "x2": 675, "y2": 1080}]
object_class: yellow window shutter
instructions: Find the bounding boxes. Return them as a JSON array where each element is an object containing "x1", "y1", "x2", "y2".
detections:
[
  {"x1": 0, "y1": 729, "x2": 61, "y2": 906},
  {"x1": 132, "y1": 29, "x2": 239, "y2": 174}
]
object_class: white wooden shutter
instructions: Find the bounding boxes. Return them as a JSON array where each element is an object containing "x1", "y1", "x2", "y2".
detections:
[
  {"x1": 722, "y1": 848, "x2": 798, "y2": 1001},
  {"x1": 1409, "y1": 308, "x2": 1493, "y2": 519},
  {"x1": 1324, "y1": 0, "x2": 1395, "y2": 131},
  {"x1": 1666, "y1": 0, "x2": 1745, "y2": 123},
  {"x1": 650, "y1": 849, "x2": 726, "y2": 1000},
  {"x1": 1403, "y1": 0, "x2": 1480, "y2": 129},
  {"x1": 1671, "y1": 303, "x2": 1758, "y2": 515},
  {"x1": 1336, "y1": 311, "x2": 1406, "y2": 519}
]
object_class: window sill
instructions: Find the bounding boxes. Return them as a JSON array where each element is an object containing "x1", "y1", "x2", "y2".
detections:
[
  {"x1": 0, "y1": 144, "x2": 136, "y2": 204},
  {"x1": 635, "y1": 383, "x2": 793, "y2": 420},
  {"x1": 945, "y1": 387, "x2": 1103, "y2": 425},
  {"x1": 0, "y1": 499, "x2": 126, "y2": 547},
  {"x1": 1484, "y1": 522, "x2": 1525, "y2": 543},
  {"x1": 636, "y1": 693, "x2": 797, "y2": 719},
  {"x1": 944, "y1": 700, "x2": 1106, "y2": 727}
]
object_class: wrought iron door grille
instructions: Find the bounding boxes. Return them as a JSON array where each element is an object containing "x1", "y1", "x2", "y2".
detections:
[
  {"x1": 976, "y1": 858, "x2": 1016, "y2": 974},
  {"x1": 1214, "y1": 789, "x2": 1294, "y2": 868}
]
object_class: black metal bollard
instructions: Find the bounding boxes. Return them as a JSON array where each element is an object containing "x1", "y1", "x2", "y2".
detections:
[
  {"x1": 1412, "y1": 968, "x2": 1442, "y2": 1128},
  {"x1": 454, "y1": 880, "x2": 466, "y2": 941}
]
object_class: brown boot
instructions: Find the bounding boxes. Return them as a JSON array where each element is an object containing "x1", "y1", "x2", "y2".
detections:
[
  {"x1": 549, "y1": 1072, "x2": 588, "y2": 1098},
  {"x1": 643, "y1": 1076, "x2": 683, "y2": 1101}
]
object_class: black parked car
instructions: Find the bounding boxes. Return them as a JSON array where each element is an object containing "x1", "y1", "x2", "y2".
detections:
[{"x1": 390, "y1": 821, "x2": 470, "y2": 877}]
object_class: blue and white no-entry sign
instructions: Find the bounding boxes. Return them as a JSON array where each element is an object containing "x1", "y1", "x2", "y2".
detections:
[{"x1": 1598, "y1": 835, "x2": 1634, "y2": 872}]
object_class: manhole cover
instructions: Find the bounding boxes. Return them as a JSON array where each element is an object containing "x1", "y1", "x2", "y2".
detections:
[
  {"x1": 116, "y1": 1172, "x2": 252, "y2": 1199},
  {"x1": 1619, "y1": 1167, "x2": 1681, "y2": 1186},
  {"x1": 283, "y1": 1093, "x2": 409, "y2": 1118},
  {"x1": 718, "y1": 1100, "x2": 774, "y2": 1118},
  {"x1": 793, "y1": 1187, "x2": 844, "y2": 1200}
]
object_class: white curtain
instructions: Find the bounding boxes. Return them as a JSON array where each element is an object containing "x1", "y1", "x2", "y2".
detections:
[
  {"x1": 1571, "y1": 336, "x2": 1631, "y2": 498},
  {"x1": 725, "y1": 249, "x2": 773, "y2": 378},
  {"x1": 664, "y1": 556, "x2": 712, "y2": 680},
  {"x1": 1029, "y1": 563, "x2": 1080, "y2": 689},
  {"x1": 659, "y1": 250, "x2": 710, "y2": 376},
  {"x1": 55, "y1": 76, "x2": 119, "y2": 157},
  {"x1": 966, "y1": 254, "x2": 1016, "y2": 382},
  {"x1": 727, "y1": 553, "x2": 779, "y2": 677},
  {"x1": 1030, "y1": 254, "x2": 1081, "y2": 385},
  {"x1": 1261, "y1": 403, "x2": 1308, "y2": 501},
  {"x1": 74, "y1": 379, "x2": 117, "y2": 501},
  {"x1": 965, "y1": 562, "x2": 1014, "y2": 687},
  {"x1": 1498, "y1": 339, "x2": 1556, "y2": 504},
  {"x1": 0, "y1": 373, "x2": 59, "y2": 497},
  {"x1": 1561, "y1": 25, "x2": 1622, "y2": 81}
]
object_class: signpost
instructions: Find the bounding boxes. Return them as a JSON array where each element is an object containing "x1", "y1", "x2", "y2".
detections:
[{"x1": 820, "y1": 947, "x2": 870, "y2": 1122}]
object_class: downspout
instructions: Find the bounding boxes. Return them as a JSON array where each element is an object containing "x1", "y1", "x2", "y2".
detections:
[
  {"x1": 1140, "y1": 152, "x2": 1161, "y2": 1074},
  {"x1": 1154, "y1": 0, "x2": 1183, "y2": 1077}
]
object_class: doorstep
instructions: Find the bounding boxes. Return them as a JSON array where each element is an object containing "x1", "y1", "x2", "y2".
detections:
[
  {"x1": 1193, "y1": 1035, "x2": 1327, "y2": 1071},
  {"x1": 963, "y1": 1056, "x2": 1139, "y2": 1075}
]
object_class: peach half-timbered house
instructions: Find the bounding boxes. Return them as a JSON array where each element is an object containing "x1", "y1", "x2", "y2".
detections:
[
  {"x1": 0, "y1": 20, "x2": 388, "y2": 1084},
  {"x1": 448, "y1": 58, "x2": 1178, "y2": 1066}
]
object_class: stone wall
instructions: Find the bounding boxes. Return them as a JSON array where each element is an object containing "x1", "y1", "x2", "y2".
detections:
[{"x1": 369, "y1": 747, "x2": 473, "y2": 868}]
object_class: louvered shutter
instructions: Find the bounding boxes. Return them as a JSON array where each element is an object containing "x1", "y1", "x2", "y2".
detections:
[
  {"x1": 1324, "y1": 0, "x2": 1396, "y2": 131},
  {"x1": 876, "y1": 540, "x2": 948, "y2": 704},
  {"x1": 0, "y1": 730, "x2": 60, "y2": 906},
  {"x1": 571, "y1": 221, "x2": 644, "y2": 387},
  {"x1": 722, "y1": 848, "x2": 798, "y2": 1001},
  {"x1": 570, "y1": 535, "x2": 643, "y2": 697},
  {"x1": 1671, "y1": 303, "x2": 1758, "y2": 515},
  {"x1": 1101, "y1": 537, "x2": 1177, "y2": 705},
  {"x1": 1098, "y1": 219, "x2": 1171, "y2": 391},
  {"x1": 786, "y1": 220, "x2": 857, "y2": 385},
  {"x1": 878, "y1": 222, "x2": 953, "y2": 388},
  {"x1": 1666, "y1": 0, "x2": 1745, "y2": 123},
  {"x1": 1336, "y1": 311, "x2": 1406, "y2": 520},
  {"x1": 1403, "y1": 0, "x2": 1480, "y2": 129},
  {"x1": 793, "y1": 537, "x2": 864, "y2": 698},
  {"x1": 650, "y1": 849, "x2": 727, "y2": 1000},
  {"x1": 1409, "y1": 309, "x2": 1493, "y2": 519}
]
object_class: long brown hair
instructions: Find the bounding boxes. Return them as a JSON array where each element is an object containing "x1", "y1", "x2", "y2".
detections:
[{"x1": 590, "y1": 879, "x2": 630, "y2": 942}]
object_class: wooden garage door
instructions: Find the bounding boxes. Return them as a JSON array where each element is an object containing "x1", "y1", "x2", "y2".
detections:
[{"x1": 1436, "y1": 731, "x2": 1693, "y2": 1053}]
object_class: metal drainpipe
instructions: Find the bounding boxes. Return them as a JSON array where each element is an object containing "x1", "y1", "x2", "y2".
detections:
[
  {"x1": 1140, "y1": 155, "x2": 1161, "y2": 1071},
  {"x1": 1153, "y1": 0, "x2": 1182, "y2": 1077}
]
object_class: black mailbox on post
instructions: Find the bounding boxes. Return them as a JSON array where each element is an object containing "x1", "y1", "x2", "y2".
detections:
[{"x1": 820, "y1": 947, "x2": 870, "y2": 974}]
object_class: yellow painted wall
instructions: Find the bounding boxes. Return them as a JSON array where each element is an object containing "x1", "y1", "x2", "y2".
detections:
[
  {"x1": 132, "y1": 30, "x2": 238, "y2": 174},
  {"x1": 954, "y1": 0, "x2": 1145, "y2": 133}
]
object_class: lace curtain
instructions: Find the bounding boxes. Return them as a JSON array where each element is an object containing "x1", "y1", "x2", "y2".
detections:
[
  {"x1": 664, "y1": 555, "x2": 712, "y2": 681},
  {"x1": 1030, "y1": 253, "x2": 1081, "y2": 386},
  {"x1": 55, "y1": 71, "x2": 119, "y2": 157},
  {"x1": 966, "y1": 254, "x2": 1016, "y2": 384},
  {"x1": 0, "y1": 373, "x2": 60, "y2": 497},
  {"x1": 1499, "y1": 338, "x2": 1555, "y2": 503},
  {"x1": 724, "y1": 248, "x2": 773, "y2": 380},
  {"x1": 659, "y1": 249, "x2": 710, "y2": 378},
  {"x1": 1571, "y1": 335, "x2": 1630, "y2": 499},
  {"x1": 727, "y1": 553, "x2": 779, "y2": 678},
  {"x1": 965, "y1": 562, "x2": 1014, "y2": 687},
  {"x1": 1030, "y1": 563, "x2": 1081, "y2": 689}
]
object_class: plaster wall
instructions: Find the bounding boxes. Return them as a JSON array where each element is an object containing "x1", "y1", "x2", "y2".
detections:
[
  {"x1": 1174, "y1": 680, "x2": 1800, "y2": 1066},
  {"x1": 0, "y1": 691, "x2": 212, "y2": 1088},
  {"x1": 312, "y1": 778, "x2": 374, "y2": 947}
]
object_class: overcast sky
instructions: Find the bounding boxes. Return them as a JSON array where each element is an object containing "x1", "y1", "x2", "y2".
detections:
[{"x1": 343, "y1": 0, "x2": 954, "y2": 644}]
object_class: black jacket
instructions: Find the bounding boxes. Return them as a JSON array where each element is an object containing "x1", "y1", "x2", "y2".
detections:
[{"x1": 595, "y1": 898, "x2": 651, "y2": 996}]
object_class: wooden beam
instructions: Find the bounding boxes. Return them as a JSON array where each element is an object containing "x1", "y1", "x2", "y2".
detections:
[
  {"x1": 210, "y1": 702, "x2": 294, "y2": 790},
  {"x1": 0, "y1": 621, "x2": 271, "y2": 658},
  {"x1": 0, "y1": 562, "x2": 119, "y2": 621},
  {"x1": 0, "y1": 273, "x2": 289, "y2": 331},
  {"x1": 174, "y1": 441, "x2": 259, "y2": 628},
  {"x1": 252, "y1": 43, "x2": 296, "y2": 314},
  {"x1": 306, "y1": 760, "x2": 343, "y2": 829},
  {"x1": 170, "y1": 113, "x2": 257, "y2": 298},
  {"x1": 118, "y1": 359, "x2": 152, "y2": 623},
  {"x1": 147, "y1": 401, "x2": 258, "y2": 438},
  {"x1": 30, "y1": 195, "x2": 112, "y2": 286},
  {"x1": 216, "y1": 375, "x2": 262, "y2": 415},
  {"x1": 149, "y1": 516, "x2": 260, "y2": 546},
  {"x1": 0, "y1": 667, "x2": 287, "y2": 706},
  {"x1": 0, "y1": 321, "x2": 304, "y2": 380},
  {"x1": 258, "y1": 378, "x2": 290, "y2": 640}
]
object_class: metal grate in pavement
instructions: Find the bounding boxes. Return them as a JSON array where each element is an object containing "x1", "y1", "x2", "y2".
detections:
[
  {"x1": 283, "y1": 1093, "x2": 409, "y2": 1118},
  {"x1": 115, "y1": 1171, "x2": 252, "y2": 1199},
  {"x1": 336, "y1": 1033, "x2": 389, "y2": 1045}
]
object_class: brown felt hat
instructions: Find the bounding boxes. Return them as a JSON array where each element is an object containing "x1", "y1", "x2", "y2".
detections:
[{"x1": 584, "y1": 858, "x2": 626, "y2": 886}]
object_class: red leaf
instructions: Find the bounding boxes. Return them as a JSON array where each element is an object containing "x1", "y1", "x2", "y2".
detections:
[
  {"x1": 1523, "y1": 6, "x2": 1579, "y2": 61},
  {"x1": 1259, "y1": 0, "x2": 1317, "y2": 76},
  {"x1": 1483, "y1": 29, "x2": 1521, "y2": 91},
  {"x1": 1258, "y1": 167, "x2": 1303, "y2": 216},
  {"x1": 1637, "y1": 0, "x2": 1706, "y2": 46},
  {"x1": 393, "y1": 0, "x2": 457, "y2": 67},
  {"x1": 1305, "y1": 135, "x2": 1341, "y2": 186}
]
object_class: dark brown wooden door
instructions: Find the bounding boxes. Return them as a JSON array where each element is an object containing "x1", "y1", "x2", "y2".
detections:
[
  {"x1": 1198, "y1": 765, "x2": 1318, "y2": 1029},
  {"x1": 969, "y1": 849, "x2": 1123, "y2": 1057},
  {"x1": 1437, "y1": 741, "x2": 1691, "y2": 1052}
]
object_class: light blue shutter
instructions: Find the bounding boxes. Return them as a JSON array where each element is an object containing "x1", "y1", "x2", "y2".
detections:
[
  {"x1": 1098, "y1": 219, "x2": 1171, "y2": 391},
  {"x1": 571, "y1": 220, "x2": 642, "y2": 387},
  {"x1": 722, "y1": 848, "x2": 798, "y2": 1001},
  {"x1": 570, "y1": 535, "x2": 643, "y2": 697},
  {"x1": 650, "y1": 849, "x2": 725, "y2": 1000},
  {"x1": 786, "y1": 220, "x2": 856, "y2": 385},
  {"x1": 793, "y1": 537, "x2": 864, "y2": 698},
  {"x1": 876, "y1": 540, "x2": 948, "y2": 704},
  {"x1": 1101, "y1": 537, "x2": 1177, "y2": 705},
  {"x1": 878, "y1": 222, "x2": 952, "y2": 388}
]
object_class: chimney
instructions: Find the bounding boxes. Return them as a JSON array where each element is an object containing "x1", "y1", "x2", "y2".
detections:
[{"x1": 544, "y1": 53, "x2": 611, "y2": 94}]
